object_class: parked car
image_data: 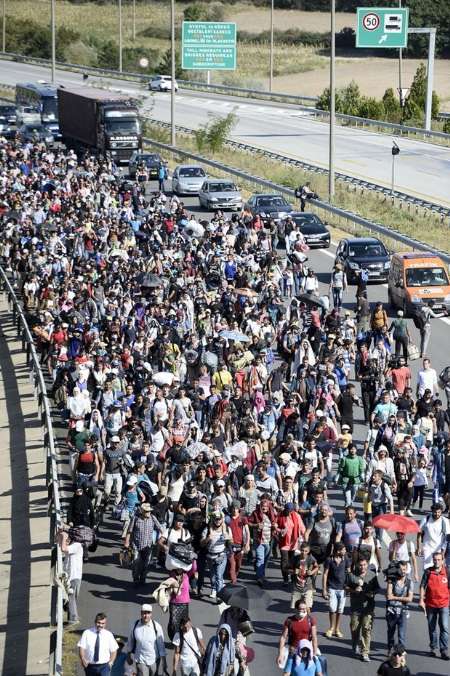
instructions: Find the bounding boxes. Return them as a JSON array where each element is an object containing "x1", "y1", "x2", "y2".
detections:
[
  {"x1": 18, "y1": 123, "x2": 54, "y2": 144},
  {"x1": 148, "y1": 75, "x2": 179, "y2": 92},
  {"x1": 244, "y1": 193, "x2": 293, "y2": 221},
  {"x1": 198, "y1": 179, "x2": 242, "y2": 211},
  {"x1": 128, "y1": 151, "x2": 163, "y2": 179},
  {"x1": 172, "y1": 165, "x2": 207, "y2": 195},
  {"x1": 335, "y1": 236, "x2": 390, "y2": 284},
  {"x1": 289, "y1": 212, "x2": 331, "y2": 248}
]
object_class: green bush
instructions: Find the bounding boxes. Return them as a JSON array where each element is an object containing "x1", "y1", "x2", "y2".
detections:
[
  {"x1": 63, "y1": 39, "x2": 99, "y2": 67},
  {"x1": 382, "y1": 88, "x2": 402, "y2": 123},
  {"x1": 194, "y1": 110, "x2": 237, "y2": 154},
  {"x1": 403, "y1": 63, "x2": 440, "y2": 121},
  {"x1": 443, "y1": 118, "x2": 450, "y2": 134},
  {"x1": 357, "y1": 97, "x2": 385, "y2": 121}
]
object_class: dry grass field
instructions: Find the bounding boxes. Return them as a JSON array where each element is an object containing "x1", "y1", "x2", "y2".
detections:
[{"x1": 4, "y1": 1, "x2": 450, "y2": 103}]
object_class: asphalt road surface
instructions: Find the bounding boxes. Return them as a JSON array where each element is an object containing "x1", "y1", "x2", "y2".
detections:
[
  {"x1": 57, "y1": 182, "x2": 450, "y2": 676},
  {"x1": 1, "y1": 59, "x2": 450, "y2": 207}
]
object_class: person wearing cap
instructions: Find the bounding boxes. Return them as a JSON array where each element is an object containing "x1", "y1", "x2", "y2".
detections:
[
  {"x1": 125, "y1": 604, "x2": 166, "y2": 676},
  {"x1": 121, "y1": 475, "x2": 144, "y2": 538},
  {"x1": 124, "y1": 503, "x2": 164, "y2": 586},
  {"x1": 102, "y1": 435, "x2": 127, "y2": 507}
]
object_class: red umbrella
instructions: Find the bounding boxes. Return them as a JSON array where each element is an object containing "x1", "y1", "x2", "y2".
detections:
[{"x1": 372, "y1": 513, "x2": 420, "y2": 534}]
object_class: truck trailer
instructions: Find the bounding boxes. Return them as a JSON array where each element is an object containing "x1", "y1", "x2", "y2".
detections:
[{"x1": 57, "y1": 86, "x2": 142, "y2": 162}]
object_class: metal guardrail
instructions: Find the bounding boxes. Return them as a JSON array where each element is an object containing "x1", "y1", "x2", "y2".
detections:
[
  {"x1": 0, "y1": 267, "x2": 64, "y2": 676},
  {"x1": 146, "y1": 119, "x2": 450, "y2": 221},
  {"x1": 142, "y1": 134, "x2": 450, "y2": 263},
  {"x1": 2, "y1": 50, "x2": 450, "y2": 142}
]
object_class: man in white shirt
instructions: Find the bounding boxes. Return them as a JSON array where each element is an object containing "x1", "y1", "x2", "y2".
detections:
[
  {"x1": 173, "y1": 617, "x2": 205, "y2": 676},
  {"x1": 78, "y1": 612, "x2": 119, "y2": 675},
  {"x1": 417, "y1": 502, "x2": 450, "y2": 569},
  {"x1": 417, "y1": 358, "x2": 438, "y2": 397},
  {"x1": 61, "y1": 530, "x2": 83, "y2": 623},
  {"x1": 126, "y1": 604, "x2": 166, "y2": 676}
]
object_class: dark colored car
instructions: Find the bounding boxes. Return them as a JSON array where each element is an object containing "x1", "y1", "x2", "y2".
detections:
[
  {"x1": 0, "y1": 115, "x2": 15, "y2": 139},
  {"x1": 129, "y1": 151, "x2": 163, "y2": 179},
  {"x1": 18, "y1": 123, "x2": 54, "y2": 144},
  {"x1": 0, "y1": 104, "x2": 17, "y2": 125},
  {"x1": 244, "y1": 193, "x2": 294, "y2": 222},
  {"x1": 289, "y1": 212, "x2": 331, "y2": 248},
  {"x1": 335, "y1": 237, "x2": 391, "y2": 284}
]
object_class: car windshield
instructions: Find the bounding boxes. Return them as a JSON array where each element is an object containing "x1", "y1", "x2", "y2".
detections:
[
  {"x1": 405, "y1": 266, "x2": 449, "y2": 287},
  {"x1": 348, "y1": 243, "x2": 386, "y2": 257},
  {"x1": 208, "y1": 183, "x2": 237, "y2": 192},
  {"x1": 106, "y1": 120, "x2": 140, "y2": 134},
  {"x1": 293, "y1": 215, "x2": 321, "y2": 226},
  {"x1": 180, "y1": 167, "x2": 205, "y2": 178},
  {"x1": 137, "y1": 154, "x2": 160, "y2": 165},
  {"x1": 257, "y1": 196, "x2": 288, "y2": 207}
]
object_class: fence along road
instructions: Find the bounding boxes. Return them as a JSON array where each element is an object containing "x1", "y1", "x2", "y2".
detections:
[
  {"x1": 0, "y1": 270, "x2": 64, "y2": 676},
  {"x1": 1, "y1": 57, "x2": 450, "y2": 207}
]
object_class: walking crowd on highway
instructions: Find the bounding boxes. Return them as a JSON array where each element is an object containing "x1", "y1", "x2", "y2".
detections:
[{"x1": 1, "y1": 135, "x2": 450, "y2": 676}]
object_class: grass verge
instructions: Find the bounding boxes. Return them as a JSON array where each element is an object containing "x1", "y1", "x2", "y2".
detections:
[
  {"x1": 63, "y1": 625, "x2": 83, "y2": 676},
  {"x1": 144, "y1": 121, "x2": 450, "y2": 255}
]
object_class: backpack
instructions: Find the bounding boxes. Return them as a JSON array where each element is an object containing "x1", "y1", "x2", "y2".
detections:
[
  {"x1": 412, "y1": 310, "x2": 426, "y2": 331},
  {"x1": 285, "y1": 614, "x2": 313, "y2": 645},
  {"x1": 131, "y1": 618, "x2": 160, "y2": 656}
]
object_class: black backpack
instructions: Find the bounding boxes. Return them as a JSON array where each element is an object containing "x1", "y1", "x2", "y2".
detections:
[{"x1": 412, "y1": 309, "x2": 426, "y2": 330}]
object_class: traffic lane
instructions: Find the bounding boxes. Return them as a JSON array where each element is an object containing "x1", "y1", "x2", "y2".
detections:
[
  {"x1": 165, "y1": 185, "x2": 449, "y2": 380},
  {"x1": 3, "y1": 59, "x2": 450, "y2": 205},
  {"x1": 148, "y1": 93, "x2": 450, "y2": 207}
]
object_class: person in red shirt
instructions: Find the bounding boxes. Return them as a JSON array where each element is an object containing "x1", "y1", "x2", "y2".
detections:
[
  {"x1": 277, "y1": 599, "x2": 319, "y2": 669},
  {"x1": 277, "y1": 504, "x2": 306, "y2": 584},
  {"x1": 389, "y1": 357, "x2": 411, "y2": 396},
  {"x1": 419, "y1": 552, "x2": 450, "y2": 660},
  {"x1": 226, "y1": 501, "x2": 250, "y2": 584}
]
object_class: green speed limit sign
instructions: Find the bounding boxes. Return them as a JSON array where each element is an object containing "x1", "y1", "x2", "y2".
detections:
[{"x1": 356, "y1": 7, "x2": 409, "y2": 48}]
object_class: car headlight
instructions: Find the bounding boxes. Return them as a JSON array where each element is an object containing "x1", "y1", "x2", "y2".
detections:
[
  {"x1": 209, "y1": 197, "x2": 218, "y2": 202},
  {"x1": 411, "y1": 296, "x2": 422, "y2": 303},
  {"x1": 259, "y1": 212, "x2": 267, "y2": 218},
  {"x1": 384, "y1": 261, "x2": 391, "y2": 268},
  {"x1": 348, "y1": 261, "x2": 359, "y2": 270},
  {"x1": 110, "y1": 141, "x2": 117, "y2": 148},
  {"x1": 444, "y1": 295, "x2": 450, "y2": 303}
]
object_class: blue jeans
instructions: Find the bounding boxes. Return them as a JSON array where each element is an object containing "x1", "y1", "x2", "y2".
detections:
[
  {"x1": 210, "y1": 554, "x2": 227, "y2": 592},
  {"x1": 254, "y1": 542, "x2": 271, "y2": 580},
  {"x1": 344, "y1": 483, "x2": 357, "y2": 507},
  {"x1": 426, "y1": 606, "x2": 449, "y2": 652},
  {"x1": 372, "y1": 502, "x2": 388, "y2": 539},
  {"x1": 386, "y1": 609, "x2": 408, "y2": 650}
]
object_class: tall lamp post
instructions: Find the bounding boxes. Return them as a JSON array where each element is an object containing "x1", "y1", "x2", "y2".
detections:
[
  {"x1": 170, "y1": 0, "x2": 176, "y2": 147},
  {"x1": 269, "y1": 0, "x2": 274, "y2": 92},
  {"x1": 51, "y1": 0, "x2": 56, "y2": 84},
  {"x1": 328, "y1": 0, "x2": 335, "y2": 200},
  {"x1": 132, "y1": 0, "x2": 136, "y2": 42},
  {"x1": 2, "y1": 0, "x2": 6, "y2": 53},
  {"x1": 118, "y1": 0, "x2": 123, "y2": 72}
]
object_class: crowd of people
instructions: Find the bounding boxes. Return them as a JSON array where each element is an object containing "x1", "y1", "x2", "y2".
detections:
[{"x1": 1, "y1": 137, "x2": 450, "y2": 676}]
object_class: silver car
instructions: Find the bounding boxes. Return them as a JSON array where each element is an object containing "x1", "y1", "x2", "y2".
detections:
[
  {"x1": 172, "y1": 165, "x2": 207, "y2": 195},
  {"x1": 198, "y1": 179, "x2": 242, "y2": 211}
]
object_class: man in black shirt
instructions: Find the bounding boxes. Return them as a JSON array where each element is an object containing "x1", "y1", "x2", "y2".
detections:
[
  {"x1": 323, "y1": 543, "x2": 350, "y2": 638},
  {"x1": 377, "y1": 645, "x2": 411, "y2": 676}
]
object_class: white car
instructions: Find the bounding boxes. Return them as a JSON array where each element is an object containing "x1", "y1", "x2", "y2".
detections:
[
  {"x1": 172, "y1": 165, "x2": 207, "y2": 195},
  {"x1": 148, "y1": 75, "x2": 179, "y2": 92}
]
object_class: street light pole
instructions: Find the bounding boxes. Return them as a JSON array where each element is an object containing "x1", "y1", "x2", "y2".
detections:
[
  {"x1": 132, "y1": 0, "x2": 136, "y2": 42},
  {"x1": 2, "y1": 0, "x2": 6, "y2": 54},
  {"x1": 269, "y1": 0, "x2": 274, "y2": 92},
  {"x1": 328, "y1": 0, "x2": 335, "y2": 200},
  {"x1": 51, "y1": 0, "x2": 56, "y2": 84},
  {"x1": 118, "y1": 0, "x2": 123, "y2": 72},
  {"x1": 170, "y1": 0, "x2": 176, "y2": 147},
  {"x1": 398, "y1": 0, "x2": 403, "y2": 107}
]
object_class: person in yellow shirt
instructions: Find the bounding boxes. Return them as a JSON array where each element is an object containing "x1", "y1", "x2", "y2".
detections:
[{"x1": 212, "y1": 361, "x2": 233, "y2": 392}]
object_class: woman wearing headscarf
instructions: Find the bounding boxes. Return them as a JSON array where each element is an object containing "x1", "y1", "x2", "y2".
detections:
[
  {"x1": 203, "y1": 624, "x2": 235, "y2": 676},
  {"x1": 88, "y1": 408, "x2": 106, "y2": 449},
  {"x1": 283, "y1": 639, "x2": 322, "y2": 676}
]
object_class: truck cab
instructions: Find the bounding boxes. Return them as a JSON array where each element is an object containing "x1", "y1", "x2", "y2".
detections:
[{"x1": 102, "y1": 106, "x2": 141, "y2": 162}]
